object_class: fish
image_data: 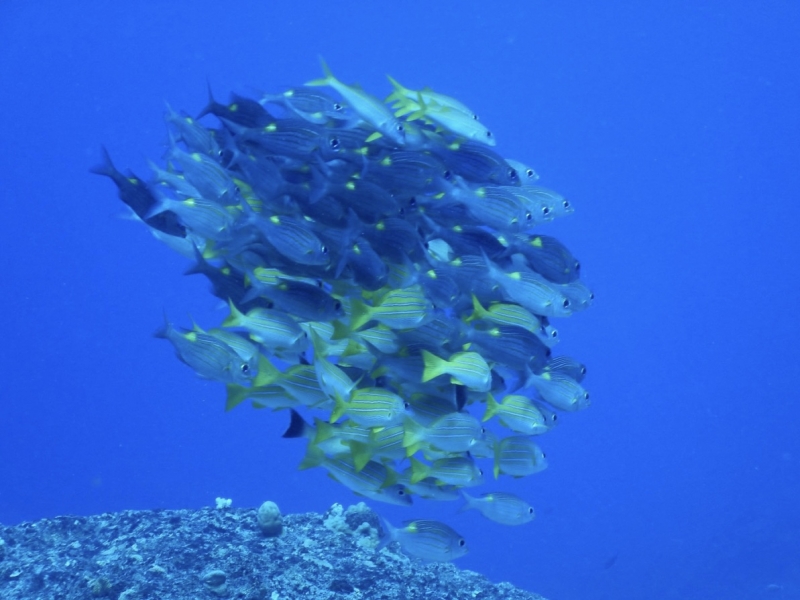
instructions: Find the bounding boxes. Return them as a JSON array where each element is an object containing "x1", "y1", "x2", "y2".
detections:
[
  {"x1": 403, "y1": 412, "x2": 484, "y2": 456},
  {"x1": 250, "y1": 214, "x2": 330, "y2": 267},
  {"x1": 404, "y1": 92, "x2": 495, "y2": 147},
  {"x1": 526, "y1": 371, "x2": 590, "y2": 412},
  {"x1": 261, "y1": 87, "x2": 354, "y2": 125},
  {"x1": 164, "y1": 102, "x2": 220, "y2": 157},
  {"x1": 493, "y1": 436, "x2": 548, "y2": 478},
  {"x1": 146, "y1": 195, "x2": 238, "y2": 242},
  {"x1": 198, "y1": 85, "x2": 275, "y2": 128},
  {"x1": 421, "y1": 350, "x2": 492, "y2": 392},
  {"x1": 307, "y1": 59, "x2": 407, "y2": 146},
  {"x1": 221, "y1": 300, "x2": 307, "y2": 350},
  {"x1": 155, "y1": 316, "x2": 256, "y2": 385},
  {"x1": 91, "y1": 146, "x2": 186, "y2": 237},
  {"x1": 409, "y1": 456, "x2": 484, "y2": 487},
  {"x1": 510, "y1": 234, "x2": 581, "y2": 284},
  {"x1": 349, "y1": 285, "x2": 433, "y2": 331},
  {"x1": 458, "y1": 491, "x2": 535, "y2": 525},
  {"x1": 330, "y1": 387, "x2": 408, "y2": 427},
  {"x1": 301, "y1": 446, "x2": 411, "y2": 506},
  {"x1": 483, "y1": 393, "x2": 552, "y2": 435},
  {"x1": 386, "y1": 76, "x2": 479, "y2": 120},
  {"x1": 483, "y1": 254, "x2": 573, "y2": 318},
  {"x1": 226, "y1": 383, "x2": 296, "y2": 411},
  {"x1": 378, "y1": 518, "x2": 468, "y2": 562}
]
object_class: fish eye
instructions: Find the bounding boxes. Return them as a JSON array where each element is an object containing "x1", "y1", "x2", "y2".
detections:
[
  {"x1": 562, "y1": 298, "x2": 571, "y2": 308},
  {"x1": 575, "y1": 262, "x2": 581, "y2": 272},
  {"x1": 321, "y1": 245, "x2": 328, "y2": 255},
  {"x1": 589, "y1": 292, "x2": 595, "y2": 300},
  {"x1": 398, "y1": 489, "x2": 406, "y2": 496},
  {"x1": 545, "y1": 348, "x2": 552, "y2": 357},
  {"x1": 486, "y1": 130, "x2": 493, "y2": 138},
  {"x1": 443, "y1": 169, "x2": 453, "y2": 180},
  {"x1": 528, "y1": 508, "x2": 534, "y2": 514},
  {"x1": 473, "y1": 114, "x2": 479, "y2": 121},
  {"x1": 526, "y1": 169, "x2": 534, "y2": 178},
  {"x1": 542, "y1": 452, "x2": 547, "y2": 458},
  {"x1": 542, "y1": 206, "x2": 551, "y2": 216},
  {"x1": 458, "y1": 539, "x2": 466, "y2": 547},
  {"x1": 333, "y1": 102, "x2": 343, "y2": 111},
  {"x1": 508, "y1": 168, "x2": 519, "y2": 181},
  {"x1": 584, "y1": 392, "x2": 590, "y2": 399},
  {"x1": 563, "y1": 199, "x2": 571, "y2": 209},
  {"x1": 240, "y1": 363, "x2": 250, "y2": 374},
  {"x1": 334, "y1": 300, "x2": 342, "y2": 311},
  {"x1": 329, "y1": 138, "x2": 341, "y2": 150},
  {"x1": 478, "y1": 468, "x2": 484, "y2": 476},
  {"x1": 403, "y1": 402, "x2": 410, "y2": 410},
  {"x1": 396, "y1": 123, "x2": 405, "y2": 132},
  {"x1": 409, "y1": 197, "x2": 417, "y2": 208},
  {"x1": 525, "y1": 211, "x2": 532, "y2": 222},
  {"x1": 551, "y1": 330, "x2": 558, "y2": 338}
]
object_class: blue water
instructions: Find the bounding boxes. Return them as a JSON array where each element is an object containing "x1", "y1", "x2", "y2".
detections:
[{"x1": 2, "y1": 2, "x2": 799, "y2": 599}]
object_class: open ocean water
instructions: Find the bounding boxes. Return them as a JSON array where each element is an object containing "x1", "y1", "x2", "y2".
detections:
[{"x1": 1, "y1": 2, "x2": 798, "y2": 599}]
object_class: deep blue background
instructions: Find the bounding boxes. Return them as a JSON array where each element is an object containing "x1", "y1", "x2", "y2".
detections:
[{"x1": 2, "y1": 2, "x2": 799, "y2": 599}]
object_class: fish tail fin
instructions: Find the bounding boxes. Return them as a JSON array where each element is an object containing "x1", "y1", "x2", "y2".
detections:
[
  {"x1": 306, "y1": 56, "x2": 334, "y2": 87},
  {"x1": 409, "y1": 457, "x2": 430, "y2": 484},
  {"x1": 281, "y1": 408, "x2": 312, "y2": 439},
  {"x1": 298, "y1": 443, "x2": 325, "y2": 470},
  {"x1": 221, "y1": 298, "x2": 245, "y2": 328},
  {"x1": 330, "y1": 392, "x2": 348, "y2": 423},
  {"x1": 384, "y1": 75, "x2": 408, "y2": 105},
  {"x1": 89, "y1": 145, "x2": 117, "y2": 178},
  {"x1": 142, "y1": 193, "x2": 171, "y2": 220},
  {"x1": 376, "y1": 516, "x2": 397, "y2": 551},
  {"x1": 153, "y1": 310, "x2": 173, "y2": 339},
  {"x1": 420, "y1": 349, "x2": 447, "y2": 383},
  {"x1": 196, "y1": 80, "x2": 220, "y2": 120},
  {"x1": 483, "y1": 393, "x2": 499, "y2": 422},
  {"x1": 183, "y1": 244, "x2": 210, "y2": 277},
  {"x1": 253, "y1": 355, "x2": 280, "y2": 387},
  {"x1": 224, "y1": 384, "x2": 250, "y2": 412},
  {"x1": 464, "y1": 294, "x2": 487, "y2": 323},
  {"x1": 402, "y1": 418, "x2": 424, "y2": 457},
  {"x1": 381, "y1": 464, "x2": 399, "y2": 489},
  {"x1": 457, "y1": 489, "x2": 475, "y2": 513},
  {"x1": 348, "y1": 298, "x2": 374, "y2": 331},
  {"x1": 348, "y1": 441, "x2": 372, "y2": 472}
]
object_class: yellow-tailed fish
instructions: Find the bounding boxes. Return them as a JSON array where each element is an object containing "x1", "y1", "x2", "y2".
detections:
[
  {"x1": 420, "y1": 350, "x2": 492, "y2": 392},
  {"x1": 493, "y1": 436, "x2": 548, "y2": 478},
  {"x1": 526, "y1": 371, "x2": 590, "y2": 412},
  {"x1": 378, "y1": 518, "x2": 468, "y2": 562},
  {"x1": 402, "y1": 412, "x2": 483, "y2": 456},
  {"x1": 307, "y1": 58, "x2": 407, "y2": 145},
  {"x1": 330, "y1": 387, "x2": 408, "y2": 427},
  {"x1": 483, "y1": 393, "x2": 551, "y2": 435},
  {"x1": 458, "y1": 491, "x2": 535, "y2": 526}
]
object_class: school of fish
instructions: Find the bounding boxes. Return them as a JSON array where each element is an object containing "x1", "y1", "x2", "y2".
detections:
[{"x1": 93, "y1": 60, "x2": 592, "y2": 562}]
